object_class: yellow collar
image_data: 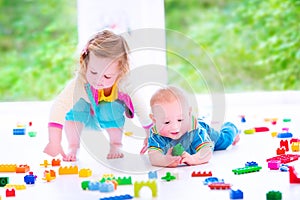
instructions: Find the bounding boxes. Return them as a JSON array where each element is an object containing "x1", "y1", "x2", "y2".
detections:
[{"x1": 98, "y1": 84, "x2": 118, "y2": 102}]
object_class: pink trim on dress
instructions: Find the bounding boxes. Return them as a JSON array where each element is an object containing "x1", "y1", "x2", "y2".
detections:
[
  {"x1": 48, "y1": 122, "x2": 63, "y2": 129},
  {"x1": 143, "y1": 123, "x2": 153, "y2": 129},
  {"x1": 90, "y1": 85, "x2": 99, "y2": 105},
  {"x1": 118, "y1": 91, "x2": 134, "y2": 118}
]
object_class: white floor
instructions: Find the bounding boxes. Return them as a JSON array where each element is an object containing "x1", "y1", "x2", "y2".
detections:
[{"x1": 0, "y1": 91, "x2": 300, "y2": 200}]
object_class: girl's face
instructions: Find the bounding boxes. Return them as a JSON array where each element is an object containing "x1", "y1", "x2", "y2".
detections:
[
  {"x1": 86, "y1": 52, "x2": 120, "y2": 90},
  {"x1": 150, "y1": 100, "x2": 191, "y2": 140}
]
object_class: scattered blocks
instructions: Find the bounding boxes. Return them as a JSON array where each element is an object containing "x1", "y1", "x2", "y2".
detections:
[
  {"x1": 99, "y1": 194, "x2": 133, "y2": 200},
  {"x1": 280, "y1": 140, "x2": 289, "y2": 151},
  {"x1": 40, "y1": 160, "x2": 51, "y2": 168},
  {"x1": 99, "y1": 182, "x2": 114, "y2": 193},
  {"x1": 59, "y1": 166, "x2": 78, "y2": 175},
  {"x1": 191, "y1": 171, "x2": 212, "y2": 177},
  {"x1": 5, "y1": 188, "x2": 15, "y2": 197},
  {"x1": 24, "y1": 173, "x2": 37, "y2": 184},
  {"x1": 81, "y1": 181, "x2": 89, "y2": 190},
  {"x1": 232, "y1": 166, "x2": 262, "y2": 175},
  {"x1": 134, "y1": 180, "x2": 157, "y2": 198},
  {"x1": 0, "y1": 177, "x2": 9, "y2": 187},
  {"x1": 291, "y1": 142, "x2": 300, "y2": 152},
  {"x1": 13, "y1": 128, "x2": 26, "y2": 135},
  {"x1": 277, "y1": 132, "x2": 293, "y2": 138},
  {"x1": 268, "y1": 160, "x2": 280, "y2": 170},
  {"x1": 16, "y1": 165, "x2": 30, "y2": 173},
  {"x1": 266, "y1": 154, "x2": 300, "y2": 164},
  {"x1": 79, "y1": 168, "x2": 92, "y2": 177},
  {"x1": 230, "y1": 189, "x2": 243, "y2": 199},
  {"x1": 208, "y1": 183, "x2": 231, "y2": 190},
  {"x1": 116, "y1": 176, "x2": 132, "y2": 185},
  {"x1": 203, "y1": 177, "x2": 224, "y2": 185},
  {"x1": 161, "y1": 172, "x2": 176, "y2": 182},
  {"x1": 51, "y1": 159, "x2": 61, "y2": 167},
  {"x1": 0, "y1": 164, "x2": 17, "y2": 172},
  {"x1": 266, "y1": 190, "x2": 282, "y2": 200},
  {"x1": 172, "y1": 143, "x2": 185, "y2": 156},
  {"x1": 42, "y1": 172, "x2": 55, "y2": 182},
  {"x1": 245, "y1": 161, "x2": 258, "y2": 167},
  {"x1": 276, "y1": 147, "x2": 286, "y2": 155},
  {"x1": 148, "y1": 171, "x2": 158, "y2": 179},
  {"x1": 5, "y1": 184, "x2": 26, "y2": 190},
  {"x1": 289, "y1": 166, "x2": 300, "y2": 184}
]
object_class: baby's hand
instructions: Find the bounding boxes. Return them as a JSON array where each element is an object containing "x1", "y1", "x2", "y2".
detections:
[
  {"x1": 181, "y1": 152, "x2": 195, "y2": 165},
  {"x1": 43, "y1": 143, "x2": 66, "y2": 158},
  {"x1": 165, "y1": 148, "x2": 181, "y2": 167}
]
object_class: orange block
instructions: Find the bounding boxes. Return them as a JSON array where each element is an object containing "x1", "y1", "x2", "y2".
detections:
[{"x1": 16, "y1": 165, "x2": 30, "y2": 173}]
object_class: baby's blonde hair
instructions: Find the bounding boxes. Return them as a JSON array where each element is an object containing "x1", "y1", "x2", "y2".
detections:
[
  {"x1": 150, "y1": 86, "x2": 190, "y2": 110},
  {"x1": 79, "y1": 30, "x2": 130, "y2": 80}
]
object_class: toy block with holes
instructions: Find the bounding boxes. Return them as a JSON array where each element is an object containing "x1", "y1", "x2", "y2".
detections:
[
  {"x1": 102, "y1": 173, "x2": 114, "y2": 179},
  {"x1": 43, "y1": 172, "x2": 55, "y2": 182},
  {"x1": 99, "y1": 194, "x2": 133, "y2": 200},
  {"x1": 13, "y1": 128, "x2": 26, "y2": 135},
  {"x1": 40, "y1": 160, "x2": 51, "y2": 168},
  {"x1": 79, "y1": 168, "x2": 92, "y2": 177},
  {"x1": 16, "y1": 164, "x2": 30, "y2": 173},
  {"x1": 191, "y1": 171, "x2": 212, "y2": 177},
  {"x1": 208, "y1": 183, "x2": 231, "y2": 190},
  {"x1": 44, "y1": 170, "x2": 56, "y2": 178},
  {"x1": 24, "y1": 172, "x2": 37, "y2": 184},
  {"x1": 148, "y1": 171, "x2": 158, "y2": 179},
  {"x1": 134, "y1": 180, "x2": 157, "y2": 198},
  {"x1": 58, "y1": 166, "x2": 78, "y2": 175},
  {"x1": 5, "y1": 184, "x2": 26, "y2": 190},
  {"x1": 291, "y1": 142, "x2": 300, "y2": 152},
  {"x1": 276, "y1": 147, "x2": 286, "y2": 155},
  {"x1": 266, "y1": 190, "x2": 282, "y2": 200},
  {"x1": 51, "y1": 159, "x2": 61, "y2": 166},
  {"x1": 289, "y1": 166, "x2": 300, "y2": 183},
  {"x1": 266, "y1": 154, "x2": 300, "y2": 164},
  {"x1": 0, "y1": 177, "x2": 9, "y2": 187},
  {"x1": 5, "y1": 188, "x2": 15, "y2": 197},
  {"x1": 0, "y1": 164, "x2": 17, "y2": 172},
  {"x1": 116, "y1": 176, "x2": 132, "y2": 185},
  {"x1": 280, "y1": 140, "x2": 289, "y2": 151},
  {"x1": 232, "y1": 165, "x2": 262, "y2": 175},
  {"x1": 161, "y1": 172, "x2": 176, "y2": 182}
]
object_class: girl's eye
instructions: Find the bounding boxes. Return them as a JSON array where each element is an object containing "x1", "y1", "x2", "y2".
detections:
[
  {"x1": 90, "y1": 71, "x2": 97, "y2": 75},
  {"x1": 178, "y1": 119, "x2": 183, "y2": 122},
  {"x1": 164, "y1": 121, "x2": 170, "y2": 125},
  {"x1": 104, "y1": 75, "x2": 111, "y2": 79}
]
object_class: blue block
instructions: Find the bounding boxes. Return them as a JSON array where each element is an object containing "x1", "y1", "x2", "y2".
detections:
[
  {"x1": 148, "y1": 171, "x2": 158, "y2": 179},
  {"x1": 24, "y1": 175, "x2": 36, "y2": 184},
  {"x1": 203, "y1": 177, "x2": 224, "y2": 185},
  {"x1": 13, "y1": 128, "x2": 26, "y2": 135},
  {"x1": 230, "y1": 189, "x2": 243, "y2": 199},
  {"x1": 100, "y1": 194, "x2": 133, "y2": 200},
  {"x1": 99, "y1": 182, "x2": 114, "y2": 192},
  {"x1": 277, "y1": 132, "x2": 293, "y2": 138}
]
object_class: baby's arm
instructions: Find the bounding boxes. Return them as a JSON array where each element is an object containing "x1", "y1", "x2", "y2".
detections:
[{"x1": 148, "y1": 148, "x2": 181, "y2": 167}]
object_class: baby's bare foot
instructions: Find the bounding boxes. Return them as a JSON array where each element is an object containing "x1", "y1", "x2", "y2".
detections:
[
  {"x1": 107, "y1": 143, "x2": 124, "y2": 159},
  {"x1": 63, "y1": 148, "x2": 78, "y2": 162}
]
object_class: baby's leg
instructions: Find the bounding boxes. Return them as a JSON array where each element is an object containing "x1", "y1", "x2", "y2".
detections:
[
  {"x1": 64, "y1": 121, "x2": 84, "y2": 161},
  {"x1": 106, "y1": 128, "x2": 124, "y2": 159}
]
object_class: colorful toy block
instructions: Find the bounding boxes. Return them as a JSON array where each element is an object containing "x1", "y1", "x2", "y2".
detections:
[
  {"x1": 58, "y1": 166, "x2": 78, "y2": 175},
  {"x1": 5, "y1": 184, "x2": 26, "y2": 190},
  {"x1": 276, "y1": 147, "x2": 286, "y2": 155},
  {"x1": 88, "y1": 181, "x2": 100, "y2": 191},
  {"x1": 148, "y1": 171, "x2": 158, "y2": 179},
  {"x1": 279, "y1": 164, "x2": 289, "y2": 172},
  {"x1": 99, "y1": 194, "x2": 133, "y2": 200},
  {"x1": 13, "y1": 128, "x2": 26, "y2": 135},
  {"x1": 16, "y1": 165, "x2": 30, "y2": 173},
  {"x1": 172, "y1": 143, "x2": 185, "y2": 156},
  {"x1": 24, "y1": 174, "x2": 36, "y2": 184},
  {"x1": 42, "y1": 172, "x2": 55, "y2": 182},
  {"x1": 203, "y1": 177, "x2": 224, "y2": 185},
  {"x1": 289, "y1": 166, "x2": 300, "y2": 183},
  {"x1": 44, "y1": 170, "x2": 56, "y2": 178},
  {"x1": 102, "y1": 173, "x2": 114, "y2": 179},
  {"x1": 51, "y1": 159, "x2": 61, "y2": 166},
  {"x1": 268, "y1": 160, "x2": 280, "y2": 170},
  {"x1": 0, "y1": 177, "x2": 9, "y2": 187},
  {"x1": 116, "y1": 176, "x2": 132, "y2": 185},
  {"x1": 266, "y1": 190, "x2": 282, "y2": 200},
  {"x1": 277, "y1": 132, "x2": 293, "y2": 138},
  {"x1": 290, "y1": 138, "x2": 300, "y2": 144},
  {"x1": 232, "y1": 166, "x2": 262, "y2": 175},
  {"x1": 291, "y1": 142, "x2": 300, "y2": 152},
  {"x1": 266, "y1": 154, "x2": 300, "y2": 164},
  {"x1": 108, "y1": 180, "x2": 118, "y2": 190},
  {"x1": 0, "y1": 164, "x2": 16, "y2": 172},
  {"x1": 99, "y1": 182, "x2": 114, "y2": 192},
  {"x1": 191, "y1": 171, "x2": 212, "y2": 177},
  {"x1": 40, "y1": 160, "x2": 51, "y2": 168},
  {"x1": 5, "y1": 188, "x2": 15, "y2": 197},
  {"x1": 161, "y1": 172, "x2": 176, "y2": 182},
  {"x1": 230, "y1": 189, "x2": 243, "y2": 199},
  {"x1": 81, "y1": 181, "x2": 89, "y2": 190},
  {"x1": 208, "y1": 183, "x2": 231, "y2": 190},
  {"x1": 280, "y1": 140, "x2": 289, "y2": 151},
  {"x1": 79, "y1": 168, "x2": 92, "y2": 177},
  {"x1": 245, "y1": 161, "x2": 258, "y2": 167},
  {"x1": 134, "y1": 180, "x2": 157, "y2": 198}
]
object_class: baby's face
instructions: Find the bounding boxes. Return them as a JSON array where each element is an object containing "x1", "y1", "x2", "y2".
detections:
[
  {"x1": 151, "y1": 100, "x2": 191, "y2": 140},
  {"x1": 86, "y1": 52, "x2": 120, "y2": 90}
]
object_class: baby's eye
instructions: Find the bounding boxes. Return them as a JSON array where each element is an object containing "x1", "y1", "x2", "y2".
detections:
[
  {"x1": 164, "y1": 121, "x2": 170, "y2": 125},
  {"x1": 90, "y1": 70, "x2": 97, "y2": 75},
  {"x1": 104, "y1": 75, "x2": 111, "y2": 79}
]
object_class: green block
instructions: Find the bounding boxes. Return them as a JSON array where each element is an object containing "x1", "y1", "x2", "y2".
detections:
[
  {"x1": 172, "y1": 143, "x2": 185, "y2": 156},
  {"x1": 0, "y1": 177, "x2": 9, "y2": 187}
]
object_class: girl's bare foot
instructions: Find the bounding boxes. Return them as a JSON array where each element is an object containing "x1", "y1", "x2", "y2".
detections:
[
  {"x1": 63, "y1": 148, "x2": 78, "y2": 162},
  {"x1": 107, "y1": 143, "x2": 124, "y2": 159}
]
